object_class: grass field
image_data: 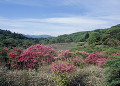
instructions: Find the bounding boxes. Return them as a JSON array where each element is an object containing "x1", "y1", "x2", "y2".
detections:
[{"x1": 47, "y1": 42, "x2": 77, "y2": 51}]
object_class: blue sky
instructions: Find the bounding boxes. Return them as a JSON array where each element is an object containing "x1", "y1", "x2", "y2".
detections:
[{"x1": 0, "y1": 0, "x2": 120, "y2": 36}]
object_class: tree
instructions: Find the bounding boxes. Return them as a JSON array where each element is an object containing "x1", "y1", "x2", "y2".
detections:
[
  {"x1": 87, "y1": 32, "x2": 101, "y2": 45},
  {"x1": 84, "y1": 32, "x2": 89, "y2": 40}
]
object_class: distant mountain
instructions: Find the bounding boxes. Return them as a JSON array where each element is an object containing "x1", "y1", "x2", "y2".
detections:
[{"x1": 24, "y1": 35, "x2": 52, "y2": 38}]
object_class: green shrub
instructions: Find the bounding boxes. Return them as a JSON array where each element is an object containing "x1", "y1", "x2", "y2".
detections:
[
  {"x1": 104, "y1": 47, "x2": 119, "y2": 56},
  {"x1": 76, "y1": 42, "x2": 85, "y2": 46},
  {"x1": 70, "y1": 45, "x2": 106, "y2": 53},
  {"x1": 102, "y1": 38, "x2": 120, "y2": 47},
  {"x1": 104, "y1": 56, "x2": 120, "y2": 86},
  {"x1": 87, "y1": 32, "x2": 101, "y2": 45},
  {"x1": 0, "y1": 48, "x2": 8, "y2": 64}
]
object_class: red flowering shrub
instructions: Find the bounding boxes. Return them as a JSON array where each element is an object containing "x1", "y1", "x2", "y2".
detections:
[
  {"x1": 111, "y1": 53, "x2": 120, "y2": 56},
  {"x1": 54, "y1": 50, "x2": 76, "y2": 61},
  {"x1": 51, "y1": 61, "x2": 76, "y2": 85},
  {"x1": 8, "y1": 48, "x2": 23, "y2": 69},
  {"x1": 70, "y1": 58, "x2": 85, "y2": 67},
  {"x1": 51, "y1": 61, "x2": 76, "y2": 73},
  {"x1": 96, "y1": 58, "x2": 109, "y2": 67},
  {"x1": 54, "y1": 50, "x2": 69, "y2": 60},
  {"x1": 54, "y1": 50, "x2": 86, "y2": 68},
  {"x1": 18, "y1": 44, "x2": 57, "y2": 69},
  {"x1": 8, "y1": 44, "x2": 57, "y2": 69},
  {"x1": 85, "y1": 52, "x2": 110, "y2": 67},
  {"x1": 8, "y1": 48, "x2": 22, "y2": 59}
]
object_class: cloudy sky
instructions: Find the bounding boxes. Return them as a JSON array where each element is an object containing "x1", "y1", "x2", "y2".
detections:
[{"x1": 0, "y1": 0, "x2": 120, "y2": 36}]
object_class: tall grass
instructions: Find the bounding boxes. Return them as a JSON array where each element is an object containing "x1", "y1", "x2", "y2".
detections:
[
  {"x1": 0, "y1": 65, "x2": 54, "y2": 86},
  {"x1": 0, "y1": 65, "x2": 106, "y2": 86}
]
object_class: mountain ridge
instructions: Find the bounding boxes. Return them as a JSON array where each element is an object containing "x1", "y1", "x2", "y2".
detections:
[{"x1": 24, "y1": 35, "x2": 52, "y2": 38}]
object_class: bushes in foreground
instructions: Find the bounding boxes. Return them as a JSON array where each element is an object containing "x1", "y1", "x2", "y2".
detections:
[
  {"x1": 85, "y1": 52, "x2": 110, "y2": 67},
  {"x1": 7, "y1": 44, "x2": 118, "y2": 70},
  {"x1": 104, "y1": 56, "x2": 120, "y2": 86},
  {"x1": 51, "y1": 61, "x2": 76, "y2": 86},
  {"x1": 8, "y1": 44, "x2": 57, "y2": 69},
  {"x1": 2, "y1": 44, "x2": 120, "y2": 86}
]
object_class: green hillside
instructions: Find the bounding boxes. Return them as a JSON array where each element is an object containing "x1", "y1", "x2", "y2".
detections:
[
  {"x1": 0, "y1": 29, "x2": 38, "y2": 48},
  {"x1": 1, "y1": 24, "x2": 120, "y2": 47},
  {"x1": 40, "y1": 24, "x2": 120, "y2": 45}
]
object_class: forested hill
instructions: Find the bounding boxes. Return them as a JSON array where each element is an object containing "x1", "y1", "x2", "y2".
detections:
[
  {"x1": 0, "y1": 24, "x2": 120, "y2": 46},
  {"x1": 0, "y1": 29, "x2": 40, "y2": 48},
  {"x1": 0, "y1": 29, "x2": 27, "y2": 39},
  {"x1": 40, "y1": 24, "x2": 120, "y2": 44}
]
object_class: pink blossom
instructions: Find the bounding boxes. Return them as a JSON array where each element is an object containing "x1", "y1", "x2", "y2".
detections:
[
  {"x1": 51, "y1": 61, "x2": 76, "y2": 74},
  {"x1": 85, "y1": 52, "x2": 110, "y2": 67},
  {"x1": 8, "y1": 44, "x2": 57, "y2": 69},
  {"x1": 111, "y1": 53, "x2": 120, "y2": 56}
]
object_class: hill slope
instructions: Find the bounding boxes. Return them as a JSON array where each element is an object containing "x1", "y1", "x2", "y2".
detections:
[
  {"x1": 39, "y1": 24, "x2": 120, "y2": 44},
  {"x1": 0, "y1": 29, "x2": 36, "y2": 48}
]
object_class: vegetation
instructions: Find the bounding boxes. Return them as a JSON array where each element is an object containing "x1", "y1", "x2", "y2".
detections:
[
  {"x1": 0, "y1": 24, "x2": 120, "y2": 86},
  {"x1": 104, "y1": 55, "x2": 120, "y2": 86},
  {"x1": 38, "y1": 24, "x2": 120, "y2": 45}
]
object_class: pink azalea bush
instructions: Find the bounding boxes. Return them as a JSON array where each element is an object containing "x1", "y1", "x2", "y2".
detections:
[
  {"x1": 54, "y1": 50, "x2": 86, "y2": 67},
  {"x1": 54, "y1": 50, "x2": 71, "y2": 60},
  {"x1": 8, "y1": 48, "x2": 22, "y2": 59},
  {"x1": 111, "y1": 53, "x2": 120, "y2": 56},
  {"x1": 51, "y1": 61, "x2": 76, "y2": 73},
  {"x1": 96, "y1": 58, "x2": 109, "y2": 67},
  {"x1": 8, "y1": 48, "x2": 23, "y2": 69},
  {"x1": 8, "y1": 44, "x2": 57, "y2": 69},
  {"x1": 51, "y1": 61, "x2": 76, "y2": 86},
  {"x1": 85, "y1": 52, "x2": 110, "y2": 67}
]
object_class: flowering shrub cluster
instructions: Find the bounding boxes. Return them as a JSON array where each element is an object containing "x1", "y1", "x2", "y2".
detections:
[
  {"x1": 51, "y1": 61, "x2": 76, "y2": 86},
  {"x1": 8, "y1": 48, "x2": 22, "y2": 59},
  {"x1": 20, "y1": 44, "x2": 57, "y2": 66},
  {"x1": 51, "y1": 61, "x2": 76, "y2": 74},
  {"x1": 8, "y1": 44, "x2": 117, "y2": 70},
  {"x1": 8, "y1": 48, "x2": 23, "y2": 69},
  {"x1": 8, "y1": 44, "x2": 57, "y2": 69},
  {"x1": 53, "y1": 50, "x2": 85, "y2": 67},
  {"x1": 111, "y1": 53, "x2": 120, "y2": 56},
  {"x1": 85, "y1": 52, "x2": 110, "y2": 67},
  {"x1": 54, "y1": 50, "x2": 72, "y2": 60}
]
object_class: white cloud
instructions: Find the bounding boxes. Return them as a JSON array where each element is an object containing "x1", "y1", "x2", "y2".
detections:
[
  {"x1": 42, "y1": 17, "x2": 108, "y2": 25},
  {"x1": 0, "y1": 15, "x2": 120, "y2": 36},
  {"x1": 0, "y1": 0, "x2": 120, "y2": 36}
]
